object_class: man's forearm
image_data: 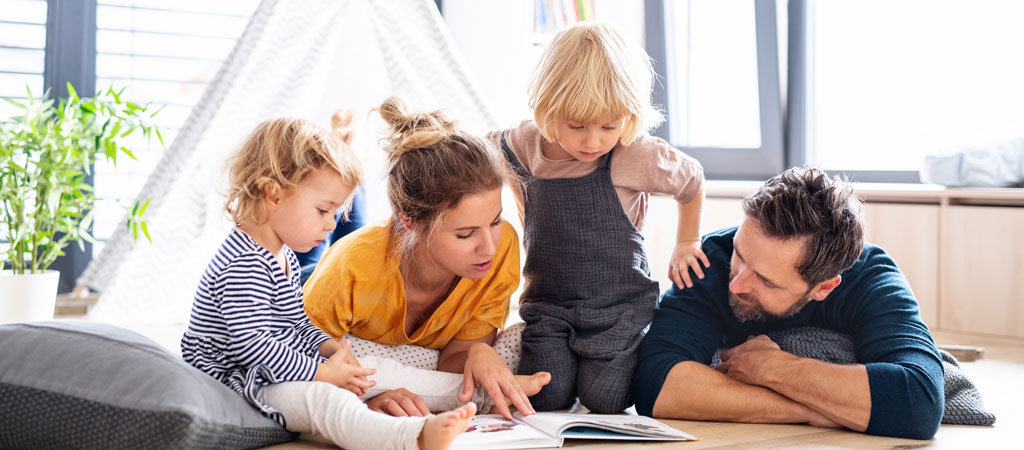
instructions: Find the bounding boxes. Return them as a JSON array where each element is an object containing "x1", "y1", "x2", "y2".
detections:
[
  {"x1": 652, "y1": 361, "x2": 830, "y2": 425},
  {"x1": 758, "y1": 355, "x2": 871, "y2": 432}
]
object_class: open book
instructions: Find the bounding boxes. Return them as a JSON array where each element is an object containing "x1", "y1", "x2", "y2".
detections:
[{"x1": 451, "y1": 412, "x2": 698, "y2": 449}]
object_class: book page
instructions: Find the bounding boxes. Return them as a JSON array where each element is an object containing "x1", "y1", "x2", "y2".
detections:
[
  {"x1": 450, "y1": 414, "x2": 560, "y2": 450},
  {"x1": 517, "y1": 412, "x2": 697, "y2": 441}
]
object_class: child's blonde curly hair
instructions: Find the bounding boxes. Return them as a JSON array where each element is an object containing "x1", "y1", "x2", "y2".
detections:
[
  {"x1": 224, "y1": 117, "x2": 362, "y2": 227},
  {"x1": 529, "y1": 22, "x2": 664, "y2": 146}
]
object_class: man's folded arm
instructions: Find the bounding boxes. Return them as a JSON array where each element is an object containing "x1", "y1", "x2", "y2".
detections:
[{"x1": 635, "y1": 285, "x2": 829, "y2": 426}]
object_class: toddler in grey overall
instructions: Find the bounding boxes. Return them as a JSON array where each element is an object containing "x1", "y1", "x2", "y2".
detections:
[{"x1": 501, "y1": 133, "x2": 660, "y2": 413}]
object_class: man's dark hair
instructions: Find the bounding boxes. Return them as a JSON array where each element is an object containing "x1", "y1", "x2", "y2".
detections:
[{"x1": 742, "y1": 166, "x2": 864, "y2": 287}]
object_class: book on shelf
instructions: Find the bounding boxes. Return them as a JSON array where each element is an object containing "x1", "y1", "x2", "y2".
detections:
[{"x1": 451, "y1": 412, "x2": 698, "y2": 449}]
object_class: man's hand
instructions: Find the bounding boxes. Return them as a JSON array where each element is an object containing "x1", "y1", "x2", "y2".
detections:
[
  {"x1": 716, "y1": 335, "x2": 790, "y2": 386},
  {"x1": 366, "y1": 388, "x2": 430, "y2": 417},
  {"x1": 717, "y1": 335, "x2": 867, "y2": 430}
]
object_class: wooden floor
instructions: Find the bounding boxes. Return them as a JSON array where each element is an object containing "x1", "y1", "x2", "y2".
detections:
[{"x1": 253, "y1": 330, "x2": 1023, "y2": 449}]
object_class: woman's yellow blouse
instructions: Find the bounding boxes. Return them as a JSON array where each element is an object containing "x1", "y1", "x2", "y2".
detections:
[{"x1": 303, "y1": 220, "x2": 520, "y2": 349}]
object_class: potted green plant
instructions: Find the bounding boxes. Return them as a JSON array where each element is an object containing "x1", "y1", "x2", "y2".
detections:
[{"x1": 0, "y1": 84, "x2": 162, "y2": 323}]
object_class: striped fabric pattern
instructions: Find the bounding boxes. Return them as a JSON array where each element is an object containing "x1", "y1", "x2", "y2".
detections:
[{"x1": 181, "y1": 228, "x2": 332, "y2": 425}]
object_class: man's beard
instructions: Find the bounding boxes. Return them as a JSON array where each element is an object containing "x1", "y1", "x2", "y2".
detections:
[{"x1": 728, "y1": 291, "x2": 813, "y2": 323}]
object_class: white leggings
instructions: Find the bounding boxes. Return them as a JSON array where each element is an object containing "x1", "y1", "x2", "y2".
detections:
[
  {"x1": 257, "y1": 323, "x2": 525, "y2": 448},
  {"x1": 258, "y1": 381, "x2": 424, "y2": 450}
]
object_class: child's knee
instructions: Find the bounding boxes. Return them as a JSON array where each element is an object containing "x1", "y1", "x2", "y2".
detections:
[
  {"x1": 575, "y1": 361, "x2": 635, "y2": 413},
  {"x1": 529, "y1": 378, "x2": 577, "y2": 411},
  {"x1": 578, "y1": 389, "x2": 632, "y2": 414}
]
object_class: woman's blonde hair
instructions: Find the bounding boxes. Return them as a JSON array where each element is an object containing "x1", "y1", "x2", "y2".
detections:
[
  {"x1": 376, "y1": 96, "x2": 508, "y2": 256},
  {"x1": 224, "y1": 117, "x2": 362, "y2": 226},
  {"x1": 529, "y1": 22, "x2": 664, "y2": 146}
]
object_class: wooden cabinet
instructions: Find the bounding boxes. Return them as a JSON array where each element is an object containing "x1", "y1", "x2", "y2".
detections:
[
  {"x1": 861, "y1": 203, "x2": 940, "y2": 329},
  {"x1": 940, "y1": 206, "x2": 1024, "y2": 338}
]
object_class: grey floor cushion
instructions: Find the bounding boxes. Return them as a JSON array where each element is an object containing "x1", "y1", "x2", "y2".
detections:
[{"x1": 0, "y1": 320, "x2": 297, "y2": 450}]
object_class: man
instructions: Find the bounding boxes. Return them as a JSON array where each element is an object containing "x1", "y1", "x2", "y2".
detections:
[{"x1": 635, "y1": 166, "x2": 943, "y2": 440}]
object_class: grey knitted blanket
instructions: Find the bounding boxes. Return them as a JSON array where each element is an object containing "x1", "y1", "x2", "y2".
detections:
[{"x1": 710, "y1": 326, "x2": 996, "y2": 426}]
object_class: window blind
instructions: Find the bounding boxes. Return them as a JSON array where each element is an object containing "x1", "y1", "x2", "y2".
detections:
[{"x1": 91, "y1": 0, "x2": 259, "y2": 256}]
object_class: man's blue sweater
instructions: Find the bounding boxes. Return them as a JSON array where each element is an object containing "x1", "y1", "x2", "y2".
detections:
[{"x1": 635, "y1": 227, "x2": 944, "y2": 440}]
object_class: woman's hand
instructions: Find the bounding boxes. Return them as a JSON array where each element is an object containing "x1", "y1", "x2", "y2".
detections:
[
  {"x1": 668, "y1": 239, "x2": 710, "y2": 289},
  {"x1": 366, "y1": 388, "x2": 430, "y2": 417},
  {"x1": 458, "y1": 342, "x2": 535, "y2": 419}
]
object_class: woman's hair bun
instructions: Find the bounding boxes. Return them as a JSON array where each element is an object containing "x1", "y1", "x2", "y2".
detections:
[{"x1": 377, "y1": 96, "x2": 458, "y2": 157}]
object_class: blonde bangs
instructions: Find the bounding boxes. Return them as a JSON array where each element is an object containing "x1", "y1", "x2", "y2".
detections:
[
  {"x1": 321, "y1": 132, "x2": 363, "y2": 187},
  {"x1": 311, "y1": 130, "x2": 363, "y2": 218},
  {"x1": 529, "y1": 22, "x2": 664, "y2": 145}
]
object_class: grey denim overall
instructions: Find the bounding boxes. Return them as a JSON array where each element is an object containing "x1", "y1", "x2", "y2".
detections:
[{"x1": 500, "y1": 133, "x2": 660, "y2": 413}]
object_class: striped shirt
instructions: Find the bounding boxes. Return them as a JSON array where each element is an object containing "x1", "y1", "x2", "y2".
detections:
[{"x1": 181, "y1": 228, "x2": 333, "y2": 424}]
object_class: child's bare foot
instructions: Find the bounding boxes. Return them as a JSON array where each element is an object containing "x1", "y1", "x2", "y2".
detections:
[
  {"x1": 331, "y1": 109, "x2": 359, "y2": 142},
  {"x1": 418, "y1": 403, "x2": 476, "y2": 450},
  {"x1": 517, "y1": 371, "x2": 550, "y2": 397},
  {"x1": 488, "y1": 371, "x2": 551, "y2": 414}
]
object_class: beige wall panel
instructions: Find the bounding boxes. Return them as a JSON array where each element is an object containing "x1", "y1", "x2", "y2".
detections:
[{"x1": 643, "y1": 196, "x2": 745, "y2": 293}]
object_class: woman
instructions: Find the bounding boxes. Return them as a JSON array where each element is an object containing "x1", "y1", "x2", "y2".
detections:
[{"x1": 304, "y1": 97, "x2": 547, "y2": 419}]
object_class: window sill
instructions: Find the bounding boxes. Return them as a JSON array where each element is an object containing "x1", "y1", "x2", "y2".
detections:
[{"x1": 706, "y1": 180, "x2": 1024, "y2": 206}]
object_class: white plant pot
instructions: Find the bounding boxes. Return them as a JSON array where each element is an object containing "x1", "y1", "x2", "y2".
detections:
[{"x1": 0, "y1": 270, "x2": 60, "y2": 324}]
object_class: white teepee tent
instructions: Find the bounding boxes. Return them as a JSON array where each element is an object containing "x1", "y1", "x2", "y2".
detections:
[{"x1": 78, "y1": 0, "x2": 498, "y2": 324}]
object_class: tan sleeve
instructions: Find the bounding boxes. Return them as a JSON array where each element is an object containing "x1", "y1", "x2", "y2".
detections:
[
  {"x1": 487, "y1": 125, "x2": 530, "y2": 224},
  {"x1": 612, "y1": 135, "x2": 704, "y2": 203},
  {"x1": 484, "y1": 129, "x2": 504, "y2": 155}
]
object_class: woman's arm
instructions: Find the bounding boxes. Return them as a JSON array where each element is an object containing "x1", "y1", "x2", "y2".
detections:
[{"x1": 437, "y1": 331, "x2": 495, "y2": 372}]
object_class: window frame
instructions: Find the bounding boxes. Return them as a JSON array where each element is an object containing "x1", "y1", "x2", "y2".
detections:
[
  {"x1": 42, "y1": 0, "x2": 98, "y2": 292},
  {"x1": 645, "y1": 0, "x2": 785, "y2": 181},
  {"x1": 646, "y1": 0, "x2": 922, "y2": 183},
  {"x1": 786, "y1": 0, "x2": 920, "y2": 183}
]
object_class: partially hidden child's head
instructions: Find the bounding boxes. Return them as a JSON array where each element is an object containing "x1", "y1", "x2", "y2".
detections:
[
  {"x1": 224, "y1": 117, "x2": 362, "y2": 231},
  {"x1": 377, "y1": 96, "x2": 508, "y2": 279},
  {"x1": 529, "y1": 22, "x2": 664, "y2": 148}
]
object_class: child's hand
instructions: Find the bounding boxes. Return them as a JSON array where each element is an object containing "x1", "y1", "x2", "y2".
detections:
[
  {"x1": 340, "y1": 341, "x2": 362, "y2": 367},
  {"x1": 331, "y1": 109, "x2": 360, "y2": 143},
  {"x1": 668, "y1": 240, "x2": 710, "y2": 289},
  {"x1": 314, "y1": 340, "x2": 376, "y2": 396}
]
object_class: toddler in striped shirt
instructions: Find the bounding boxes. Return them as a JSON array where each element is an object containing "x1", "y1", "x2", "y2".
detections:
[{"x1": 181, "y1": 115, "x2": 474, "y2": 450}]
